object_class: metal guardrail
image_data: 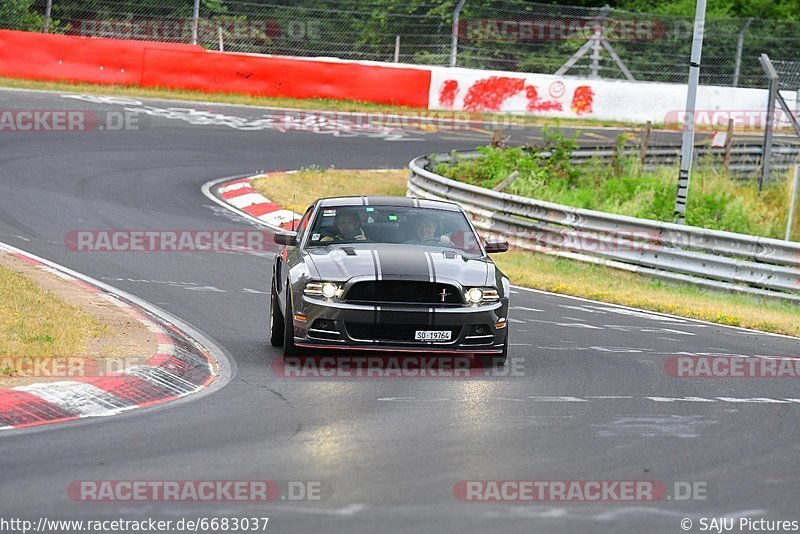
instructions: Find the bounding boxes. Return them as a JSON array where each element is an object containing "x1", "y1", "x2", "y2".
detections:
[
  {"x1": 438, "y1": 143, "x2": 800, "y2": 178},
  {"x1": 408, "y1": 151, "x2": 800, "y2": 302},
  {"x1": 574, "y1": 144, "x2": 800, "y2": 177}
]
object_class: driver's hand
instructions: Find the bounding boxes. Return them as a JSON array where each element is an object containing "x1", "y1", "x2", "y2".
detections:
[
  {"x1": 355, "y1": 235, "x2": 367, "y2": 241},
  {"x1": 440, "y1": 235, "x2": 452, "y2": 245}
]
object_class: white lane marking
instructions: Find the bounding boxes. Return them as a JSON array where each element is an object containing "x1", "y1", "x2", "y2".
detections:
[
  {"x1": 527, "y1": 318, "x2": 603, "y2": 330},
  {"x1": 242, "y1": 288, "x2": 268, "y2": 294},
  {"x1": 512, "y1": 285, "x2": 800, "y2": 340},
  {"x1": 646, "y1": 397, "x2": 718, "y2": 403},
  {"x1": 528, "y1": 396, "x2": 587, "y2": 402},
  {"x1": 508, "y1": 318, "x2": 526, "y2": 324},
  {"x1": 512, "y1": 306, "x2": 544, "y2": 312},
  {"x1": 101, "y1": 277, "x2": 228, "y2": 293},
  {"x1": 591, "y1": 347, "x2": 645, "y2": 353},
  {"x1": 603, "y1": 325, "x2": 696, "y2": 336},
  {"x1": 559, "y1": 304, "x2": 607, "y2": 314},
  {"x1": 587, "y1": 305, "x2": 687, "y2": 323},
  {"x1": 378, "y1": 396, "x2": 800, "y2": 405},
  {"x1": 715, "y1": 397, "x2": 792, "y2": 404}
]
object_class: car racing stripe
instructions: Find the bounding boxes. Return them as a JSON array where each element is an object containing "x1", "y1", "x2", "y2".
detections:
[{"x1": 376, "y1": 247, "x2": 430, "y2": 279}]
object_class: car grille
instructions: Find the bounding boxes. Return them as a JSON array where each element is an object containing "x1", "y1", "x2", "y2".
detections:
[
  {"x1": 345, "y1": 281, "x2": 462, "y2": 305},
  {"x1": 345, "y1": 323, "x2": 462, "y2": 343}
]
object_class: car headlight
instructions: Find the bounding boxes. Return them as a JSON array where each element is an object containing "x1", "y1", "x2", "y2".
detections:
[
  {"x1": 464, "y1": 287, "x2": 500, "y2": 305},
  {"x1": 304, "y1": 281, "x2": 343, "y2": 299}
]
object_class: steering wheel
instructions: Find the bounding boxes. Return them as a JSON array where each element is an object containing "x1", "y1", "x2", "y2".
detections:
[{"x1": 421, "y1": 237, "x2": 442, "y2": 244}]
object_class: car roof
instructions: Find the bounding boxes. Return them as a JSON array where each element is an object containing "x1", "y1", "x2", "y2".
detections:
[{"x1": 315, "y1": 196, "x2": 461, "y2": 211}]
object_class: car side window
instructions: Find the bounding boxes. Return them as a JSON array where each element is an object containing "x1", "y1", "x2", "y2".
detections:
[{"x1": 295, "y1": 206, "x2": 314, "y2": 242}]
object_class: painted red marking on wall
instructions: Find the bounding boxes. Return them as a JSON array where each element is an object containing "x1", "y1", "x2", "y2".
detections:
[
  {"x1": 571, "y1": 85, "x2": 595, "y2": 115},
  {"x1": 463, "y1": 77, "x2": 525, "y2": 112},
  {"x1": 525, "y1": 86, "x2": 563, "y2": 112},
  {"x1": 439, "y1": 80, "x2": 459, "y2": 109}
]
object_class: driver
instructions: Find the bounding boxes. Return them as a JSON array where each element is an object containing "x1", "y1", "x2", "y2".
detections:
[
  {"x1": 407, "y1": 215, "x2": 452, "y2": 245},
  {"x1": 320, "y1": 211, "x2": 366, "y2": 242}
]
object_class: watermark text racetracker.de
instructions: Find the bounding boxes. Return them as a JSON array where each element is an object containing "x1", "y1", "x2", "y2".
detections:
[
  {"x1": 65, "y1": 230, "x2": 278, "y2": 253},
  {"x1": 0, "y1": 356, "x2": 145, "y2": 379},
  {"x1": 273, "y1": 355, "x2": 525, "y2": 378},
  {"x1": 68, "y1": 480, "x2": 331, "y2": 502},
  {"x1": 454, "y1": 480, "x2": 707, "y2": 502},
  {"x1": 665, "y1": 355, "x2": 800, "y2": 378},
  {"x1": 0, "y1": 110, "x2": 142, "y2": 132},
  {"x1": 0, "y1": 516, "x2": 270, "y2": 534}
]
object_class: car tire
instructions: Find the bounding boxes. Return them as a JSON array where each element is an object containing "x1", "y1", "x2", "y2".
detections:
[
  {"x1": 269, "y1": 280, "x2": 284, "y2": 347},
  {"x1": 283, "y1": 290, "x2": 300, "y2": 357}
]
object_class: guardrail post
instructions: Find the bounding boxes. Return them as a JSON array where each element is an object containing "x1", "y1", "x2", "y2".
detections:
[
  {"x1": 639, "y1": 121, "x2": 651, "y2": 168},
  {"x1": 394, "y1": 35, "x2": 401, "y2": 63},
  {"x1": 787, "y1": 164, "x2": 800, "y2": 241},
  {"x1": 450, "y1": 0, "x2": 467, "y2": 67},
  {"x1": 723, "y1": 118, "x2": 734, "y2": 173},
  {"x1": 43, "y1": 0, "x2": 53, "y2": 33},
  {"x1": 732, "y1": 18, "x2": 753, "y2": 87},
  {"x1": 759, "y1": 54, "x2": 779, "y2": 191},
  {"x1": 673, "y1": 0, "x2": 706, "y2": 224},
  {"x1": 192, "y1": 0, "x2": 200, "y2": 45}
]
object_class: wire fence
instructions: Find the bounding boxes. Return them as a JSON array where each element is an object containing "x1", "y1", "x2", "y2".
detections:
[{"x1": 2, "y1": 0, "x2": 800, "y2": 89}]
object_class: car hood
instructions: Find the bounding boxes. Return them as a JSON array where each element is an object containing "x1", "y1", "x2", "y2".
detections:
[{"x1": 304, "y1": 243, "x2": 490, "y2": 286}]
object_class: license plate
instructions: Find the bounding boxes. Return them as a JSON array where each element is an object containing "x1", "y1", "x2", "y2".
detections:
[{"x1": 414, "y1": 330, "x2": 451, "y2": 341}]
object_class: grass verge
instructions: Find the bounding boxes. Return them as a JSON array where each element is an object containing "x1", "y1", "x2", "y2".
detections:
[
  {"x1": 436, "y1": 140, "x2": 800, "y2": 240},
  {"x1": 250, "y1": 168, "x2": 800, "y2": 337},
  {"x1": 0, "y1": 263, "x2": 108, "y2": 366},
  {"x1": 0, "y1": 75, "x2": 639, "y2": 129},
  {"x1": 252, "y1": 169, "x2": 408, "y2": 214}
]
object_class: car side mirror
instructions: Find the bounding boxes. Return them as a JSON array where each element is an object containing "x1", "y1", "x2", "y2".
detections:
[
  {"x1": 484, "y1": 238, "x2": 509, "y2": 253},
  {"x1": 274, "y1": 232, "x2": 298, "y2": 246}
]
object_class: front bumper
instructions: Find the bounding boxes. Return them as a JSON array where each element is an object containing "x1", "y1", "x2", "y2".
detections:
[{"x1": 292, "y1": 295, "x2": 508, "y2": 353}]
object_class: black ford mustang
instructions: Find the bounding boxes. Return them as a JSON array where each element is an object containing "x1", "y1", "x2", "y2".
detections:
[{"x1": 269, "y1": 196, "x2": 511, "y2": 364}]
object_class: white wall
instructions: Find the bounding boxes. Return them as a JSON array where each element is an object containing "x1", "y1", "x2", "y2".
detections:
[{"x1": 425, "y1": 65, "x2": 797, "y2": 126}]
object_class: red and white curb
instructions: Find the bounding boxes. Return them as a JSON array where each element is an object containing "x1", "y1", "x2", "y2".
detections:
[
  {"x1": 212, "y1": 174, "x2": 301, "y2": 231},
  {"x1": 0, "y1": 242, "x2": 225, "y2": 431}
]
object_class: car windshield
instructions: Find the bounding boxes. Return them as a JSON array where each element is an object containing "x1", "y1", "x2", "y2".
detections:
[{"x1": 305, "y1": 205, "x2": 483, "y2": 254}]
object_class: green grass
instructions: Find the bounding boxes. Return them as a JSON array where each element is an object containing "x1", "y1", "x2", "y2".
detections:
[
  {"x1": 495, "y1": 251, "x2": 800, "y2": 337},
  {"x1": 0, "y1": 263, "x2": 108, "y2": 369},
  {"x1": 251, "y1": 169, "x2": 408, "y2": 214},
  {"x1": 436, "y1": 144, "x2": 800, "y2": 240},
  {"x1": 249, "y1": 167, "x2": 800, "y2": 337}
]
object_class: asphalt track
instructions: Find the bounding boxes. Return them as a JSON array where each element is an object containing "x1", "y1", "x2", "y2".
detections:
[{"x1": 0, "y1": 88, "x2": 799, "y2": 534}]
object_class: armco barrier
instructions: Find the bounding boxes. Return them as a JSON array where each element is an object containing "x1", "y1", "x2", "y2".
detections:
[
  {"x1": 408, "y1": 151, "x2": 800, "y2": 302},
  {"x1": 0, "y1": 30, "x2": 431, "y2": 108}
]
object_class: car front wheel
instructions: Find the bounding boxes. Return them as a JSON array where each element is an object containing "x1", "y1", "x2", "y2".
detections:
[
  {"x1": 269, "y1": 279, "x2": 284, "y2": 347},
  {"x1": 283, "y1": 290, "x2": 300, "y2": 357}
]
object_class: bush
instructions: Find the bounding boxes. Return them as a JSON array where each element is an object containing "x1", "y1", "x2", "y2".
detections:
[{"x1": 435, "y1": 139, "x2": 799, "y2": 241}]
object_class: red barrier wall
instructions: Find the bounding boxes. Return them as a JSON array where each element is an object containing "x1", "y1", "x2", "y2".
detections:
[
  {"x1": 0, "y1": 29, "x2": 202, "y2": 86},
  {"x1": 0, "y1": 30, "x2": 430, "y2": 108},
  {"x1": 141, "y1": 49, "x2": 430, "y2": 107}
]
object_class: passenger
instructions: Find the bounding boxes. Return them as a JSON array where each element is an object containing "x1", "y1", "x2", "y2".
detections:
[
  {"x1": 320, "y1": 211, "x2": 366, "y2": 242},
  {"x1": 406, "y1": 215, "x2": 452, "y2": 245}
]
